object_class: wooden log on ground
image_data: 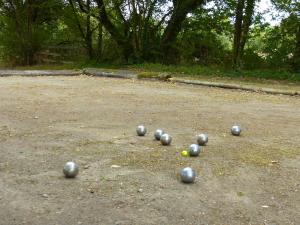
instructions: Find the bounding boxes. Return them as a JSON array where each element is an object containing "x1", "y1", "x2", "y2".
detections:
[
  {"x1": 170, "y1": 78, "x2": 299, "y2": 96},
  {"x1": 0, "y1": 70, "x2": 83, "y2": 77},
  {"x1": 83, "y1": 68, "x2": 137, "y2": 79}
]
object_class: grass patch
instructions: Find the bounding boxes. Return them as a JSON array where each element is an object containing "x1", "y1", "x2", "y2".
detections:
[
  {"x1": 127, "y1": 63, "x2": 300, "y2": 82},
  {"x1": 1, "y1": 61, "x2": 299, "y2": 84},
  {"x1": 0, "y1": 64, "x2": 81, "y2": 70},
  {"x1": 111, "y1": 148, "x2": 185, "y2": 172},
  {"x1": 237, "y1": 191, "x2": 245, "y2": 197},
  {"x1": 211, "y1": 162, "x2": 236, "y2": 177},
  {"x1": 232, "y1": 146, "x2": 299, "y2": 166},
  {"x1": 70, "y1": 139, "x2": 117, "y2": 157}
]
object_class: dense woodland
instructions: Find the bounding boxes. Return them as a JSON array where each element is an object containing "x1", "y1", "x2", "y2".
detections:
[{"x1": 0, "y1": 0, "x2": 299, "y2": 73}]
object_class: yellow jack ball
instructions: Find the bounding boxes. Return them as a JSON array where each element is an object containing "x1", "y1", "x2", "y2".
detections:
[{"x1": 181, "y1": 150, "x2": 189, "y2": 157}]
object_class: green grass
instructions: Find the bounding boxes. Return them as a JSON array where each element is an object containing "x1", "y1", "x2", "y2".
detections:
[
  {"x1": 1, "y1": 60, "x2": 299, "y2": 83},
  {"x1": 127, "y1": 63, "x2": 300, "y2": 82},
  {"x1": 237, "y1": 191, "x2": 245, "y2": 197},
  {"x1": 0, "y1": 61, "x2": 123, "y2": 70},
  {"x1": 232, "y1": 146, "x2": 299, "y2": 167}
]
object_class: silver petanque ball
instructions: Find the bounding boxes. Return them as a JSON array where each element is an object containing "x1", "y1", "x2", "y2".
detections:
[
  {"x1": 136, "y1": 125, "x2": 147, "y2": 136},
  {"x1": 154, "y1": 129, "x2": 164, "y2": 140},
  {"x1": 189, "y1": 144, "x2": 201, "y2": 157},
  {"x1": 197, "y1": 134, "x2": 208, "y2": 146},
  {"x1": 231, "y1": 125, "x2": 241, "y2": 136},
  {"x1": 63, "y1": 161, "x2": 79, "y2": 178},
  {"x1": 160, "y1": 133, "x2": 172, "y2": 145},
  {"x1": 180, "y1": 167, "x2": 196, "y2": 183}
]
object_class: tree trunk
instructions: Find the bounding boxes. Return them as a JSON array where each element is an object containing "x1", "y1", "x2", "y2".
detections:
[
  {"x1": 240, "y1": 0, "x2": 255, "y2": 58},
  {"x1": 97, "y1": 22, "x2": 103, "y2": 61},
  {"x1": 95, "y1": 0, "x2": 132, "y2": 62},
  {"x1": 95, "y1": 0, "x2": 202, "y2": 63},
  {"x1": 233, "y1": 0, "x2": 256, "y2": 69},
  {"x1": 71, "y1": 0, "x2": 95, "y2": 59},
  {"x1": 86, "y1": 0, "x2": 93, "y2": 59},
  {"x1": 26, "y1": 0, "x2": 35, "y2": 65},
  {"x1": 292, "y1": 19, "x2": 300, "y2": 71},
  {"x1": 161, "y1": 0, "x2": 203, "y2": 64},
  {"x1": 233, "y1": 0, "x2": 245, "y2": 69}
]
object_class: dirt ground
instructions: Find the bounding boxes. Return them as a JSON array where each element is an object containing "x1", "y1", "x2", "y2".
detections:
[{"x1": 0, "y1": 76, "x2": 299, "y2": 225}]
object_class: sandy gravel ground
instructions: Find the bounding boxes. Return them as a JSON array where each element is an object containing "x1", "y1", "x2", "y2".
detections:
[{"x1": 0, "y1": 76, "x2": 299, "y2": 225}]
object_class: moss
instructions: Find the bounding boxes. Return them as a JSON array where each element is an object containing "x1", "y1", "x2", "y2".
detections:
[
  {"x1": 76, "y1": 139, "x2": 114, "y2": 147},
  {"x1": 0, "y1": 162, "x2": 11, "y2": 172},
  {"x1": 111, "y1": 148, "x2": 183, "y2": 172},
  {"x1": 129, "y1": 63, "x2": 300, "y2": 82},
  {"x1": 212, "y1": 163, "x2": 236, "y2": 176},
  {"x1": 237, "y1": 191, "x2": 245, "y2": 197},
  {"x1": 232, "y1": 146, "x2": 299, "y2": 166},
  {"x1": 235, "y1": 152, "x2": 270, "y2": 166}
]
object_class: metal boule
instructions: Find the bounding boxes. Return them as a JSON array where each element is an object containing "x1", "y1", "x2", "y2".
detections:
[
  {"x1": 189, "y1": 144, "x2": 201, "y2": 157},
  {"x1": 154, "y1": 129, "x2": 164, "y2": 140},
  {"x1": 197, "y1": 134, "x2": 208, "y2": 146},
  {"x1": 63, "y1": 161, "x2": 79, "y2": 178},
  {"x1": 160, "y1": 133, "x2": 172, "y2": 145},
  {"x1": 231, "y1": 125, "x2": 241, "y2": 136},
  {"x1": 136, "y1": 125, "x2": 147, "y2": 136},
  {"x1": 180, "y1": 167, "x2": 196, "y2": 183}
]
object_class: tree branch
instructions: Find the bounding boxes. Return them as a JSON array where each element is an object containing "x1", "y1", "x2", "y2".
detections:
[{"x1": 68, "y1": 0, "x2": 86, "y2": 40}]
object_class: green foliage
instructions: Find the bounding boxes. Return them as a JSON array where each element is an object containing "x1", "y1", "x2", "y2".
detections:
[
  {"x1": 0, "y1": 0, "x2": 299, "y2": 79},
  {"x1": 0, "y1": 0, "x2": 63, "y2": 65},
  {"x1": 179, "y1": 7, "x2": 232, "y2": 65},
  {"x1": 242, "y1": 49, "x2": 265, "y2": 69},
  {"x1": 261, "y1": 16, "x2": 298, "y2": 69}
]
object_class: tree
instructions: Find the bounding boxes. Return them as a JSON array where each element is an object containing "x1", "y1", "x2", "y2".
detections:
[
  {"x1": 178, "y1": 3, "x2": 232, "y2": 65},
  {"x1": 0, "y1": 0, "x2": 62, "y2": 65},
  {"x1": 295, "y1": 21, "x2": 300, "y2": 71},
  {"x1": 72, "y1": 0, "x2": 203, "y2": 63},
  {"x1": 232, "y1": 0, "x2": 255, "y2": 68},
  {"x1": 160, "y1": 0, "x2": 204, "y2": 64},
  {"x1": 271, "y1": 0, "x2": 300, "y2": 71},
  {"x1": 68, "y1": 0, "x2": 98, "y2": 59}
]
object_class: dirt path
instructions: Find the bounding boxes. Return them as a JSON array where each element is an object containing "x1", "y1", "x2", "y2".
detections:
[{"x1": 0, "y1": 76, "x2": 299, "y2": 225}]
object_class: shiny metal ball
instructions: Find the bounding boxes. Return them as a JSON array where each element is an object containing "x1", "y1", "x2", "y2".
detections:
[
  {"x1": 231, "y1": 125, "x2": 241, "y2": 136},
  {"x1": 180, "y1": 167, "x2": 196, "y2": 183},
  {"x1": 136, "y1": 125, "x2": 147, "y2": 136},
  {"x1": 63, "y1": 161, "x2": 79, "y2": 178},
  {"x1": 154, "y1": 129, "x2": 164, "y2": 140},
  {"x1": 160, "y1": 133, "x2": 172, "y2": 145},
  {"x1": 189, "y1": 144, "x2": 201, "y2": 157},
  {"x1": 197, "y1": 134, "x2": 208, "y2": 146}
]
